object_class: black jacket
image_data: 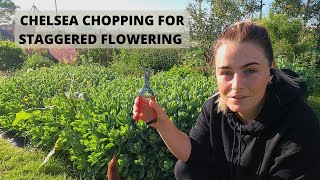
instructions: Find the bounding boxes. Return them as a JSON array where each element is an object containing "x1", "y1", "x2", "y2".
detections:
[{"x1": 187, "y1": 73, "x2": 320, "y2": 180}]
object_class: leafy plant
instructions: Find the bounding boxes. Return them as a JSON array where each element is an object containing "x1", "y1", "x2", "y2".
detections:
[
  {"x1": 76, "y1": 48, "x2": 110, "y2": 66},
  {"x1": 179, "y1": 47, "x2": 214, "y2": 76},
  {"x1": 23, "y1": 54, "x2": 54, "y2": 69},
  {"x1": 277, "y1": 51, "x2": 320, "y2": 94},
  {"x1": 0, "y1": 64, "x2": 216, "y2": 179},
  {"x1": 0, "y1": 40, "x2": 26, "y2": 71},
  {"x1": 257, "y1": 13, "x2": 314, "y2": 59},
  {"x1": 109, "y1": 48, "x2": 184, "y2": 76}
]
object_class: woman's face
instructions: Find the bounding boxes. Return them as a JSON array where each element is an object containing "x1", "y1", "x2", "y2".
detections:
[{"x1": 215, "y1": 41, "x2": 274, "y2": 120}]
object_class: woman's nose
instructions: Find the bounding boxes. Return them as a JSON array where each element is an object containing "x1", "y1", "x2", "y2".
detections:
[{"x1": 231, "y1": 73, "x2": 244, "y2": 90}]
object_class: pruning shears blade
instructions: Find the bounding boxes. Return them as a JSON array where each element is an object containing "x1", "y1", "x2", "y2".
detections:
[
  {"x1": 138, "y1": 67, "x2": 155, "y2": 97},
  {"x1": 136, "y1": 67, "x2": 157, "y2": 123}
]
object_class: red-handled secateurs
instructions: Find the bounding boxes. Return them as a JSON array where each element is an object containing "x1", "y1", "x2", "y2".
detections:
[{"x1": 136, "y1": 67, "x2": 157, "y2": 125}]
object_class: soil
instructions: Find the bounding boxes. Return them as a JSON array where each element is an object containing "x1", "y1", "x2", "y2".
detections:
[{"x1": 0, "y1": 127, "x2": 28, "y2": 147}]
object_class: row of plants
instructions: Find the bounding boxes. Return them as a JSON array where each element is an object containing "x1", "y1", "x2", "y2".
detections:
[
  {"x1": 0, "y1": 40, "x2": 187, "y2": 73},
  {"x1": 0, "y1": 64, "x2": 216, "y2": 179}
]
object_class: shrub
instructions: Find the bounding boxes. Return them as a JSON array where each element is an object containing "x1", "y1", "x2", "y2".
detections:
[
  {"x1": 109, "y1": 49, "x2": 142, "y2": 76},
  {"x1": 23, "y1": 54, "x2": 55, "y2": 69},
  {"x1": 277, "y1": 50, "x2": 320, "y2": 94},
  {"x1": 0, "y1": 41, "x2": 26, "y2": 71},
  {"x1": 87, "y1": 49, "x2": 110, "y2": 66},
  {"x1": 257, "y1": 13, "x2": 312, "y2": 59},
  {"x1": 109, "y1": 48, "x2": 184, "y2": 75},
  {"x1": 180, "y1": 47, "x2": 214, "y2": 76},
  {"x1": 76, "y1": 48, "x2": 110, "y2": 66},
  {"x1": 139, "y1": 49, "x2": 184, "y2": 72}
]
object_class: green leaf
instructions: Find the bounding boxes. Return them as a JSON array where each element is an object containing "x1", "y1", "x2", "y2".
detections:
[
  {"x1": 12, "y1": 111, "x2": 31, "y2": 126},
  {"x1": 32, "y1": 110, "x2": 41, "y2": 115},
  {"x1": 105, "y1": 142, "x2": 115, "y2": 150}
]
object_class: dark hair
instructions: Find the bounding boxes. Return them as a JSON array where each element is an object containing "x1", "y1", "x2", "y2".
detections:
[{"x1": 212, "y1": 20, "x2": 273, "y2": 66}]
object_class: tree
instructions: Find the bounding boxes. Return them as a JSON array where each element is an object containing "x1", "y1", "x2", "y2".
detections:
[
  {"x1": 0, "y1": 0, "x2": 19, "y2": 24},
  {"x1": 187, "y1": 0, "x2": 261, "y2": 61},
  {"x1": 271, "y1": 0, "x2": 303, "y2": 17},
  {"x1": 270, "y1": 0, "x2": 319, "y2": 23},
  {"x1": 270, "y1": 0, "x2": 319, "y2": 51},
  {"x1": 258, "y1": 13, "x2": 305, "y2": 58}
]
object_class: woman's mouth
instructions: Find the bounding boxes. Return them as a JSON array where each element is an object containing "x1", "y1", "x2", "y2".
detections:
[{"x1": 230, "y1": 95, "x2": 247, "y2": 99}]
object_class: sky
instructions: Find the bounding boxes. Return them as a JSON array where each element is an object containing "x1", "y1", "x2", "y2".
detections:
[
  {"x1": 12, "y1": 0, "x2": 272, "y2": 13},
  {"x1": 11, "y1": 0, "x2": 192, "y2": 11}
]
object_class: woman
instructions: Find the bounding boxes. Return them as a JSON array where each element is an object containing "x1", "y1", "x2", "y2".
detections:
[{"x1": 132, "y1": 21, "x2": 320, "y2": 179}]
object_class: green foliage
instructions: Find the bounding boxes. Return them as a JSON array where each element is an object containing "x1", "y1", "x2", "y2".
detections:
[
  {"x1": 0, "y1": 40, "x2": 26, "y2": 71},
  {"x1": 0, "y1": 64, "x2": 216, "y2": 179},
  {"x1": 23, "y1": 54, "x2": 54, "y2": 69},
  {"x1": 181, "y1": 48, "x2": 207, "y2": 66},
  {"x1": 187, "y1": 0, "x2": 262, "y2": 61},
  {"x1": 109, "y1": 49, "x2": 142, "y2": 76},
  {"x1": 178, "y1": 47, "x2": 214, "y2": 76},
  {"x1": 166, "y1": 66, "x2": 201, "y2": 79},
  {"x1": 270, "y1": 0, "x2": 319, "y2": 25},
  {"x1": 138, "y1": 49, "x2": 183, "y2": 72},
  {"x1": 256, "y1": 12, "x2": 319, "y2": 95},
  {"x1": 0, "y1": 72, "x2": 7, "y2": 84},
  {"x1": 277, "y1": 50, "x2": 320, "y2": 94},
  {"x1": 0, "y1": 0, "x2": 19, "y2": 23},
  {"x1": 307, "y1": 95, "x2": 320, "y2": 119},
  {"x1": 109, "y1": 49, "x2": 183, "y2": 76},
  {"x1": 76, "y1": 49, "x2": 109, "y2": 66},
  {"x1": 257, "y1": 13, "x2": 308, "y2": 59},
  {"x1": 87, "y1": 49, "x2": 109, "y2": 66},
  {"x1": 270, "y1": 0, "x2": 303, "y2": 18},
  {"x1": 257, "y1": 12, "x2": 319, "y2": 64}
]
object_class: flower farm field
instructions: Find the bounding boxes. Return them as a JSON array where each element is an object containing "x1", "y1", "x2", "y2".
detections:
[
  {"x1": 0, "y1": 64, "x2": 319, "y2": 179},
  {"x1": 0, "y1": 64, "x2": 215, "y2": 179}
]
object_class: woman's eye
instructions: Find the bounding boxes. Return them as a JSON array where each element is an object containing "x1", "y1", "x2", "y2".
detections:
[
  {"x1": 221, "y1": 71, "x2": 233, "y2": 76},
  {"x1": 245, "y1": 69, "x2": 256, "y2": 74}
]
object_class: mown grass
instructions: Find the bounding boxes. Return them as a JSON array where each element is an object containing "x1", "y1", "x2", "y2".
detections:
[{"x1": 0, "y1": 138, "x2": 74, "y2": 180}]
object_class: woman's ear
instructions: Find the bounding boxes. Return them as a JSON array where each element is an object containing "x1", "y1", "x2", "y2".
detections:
[
  {"x1": 271, "y1": 60, "x2": 276, "y2": 69},
  {"x1": 269, "y1": 61, "x2": 276, "y2": 83},
  {"x1": 270, "y1": 60, "x2": 276, "y2": 76}
]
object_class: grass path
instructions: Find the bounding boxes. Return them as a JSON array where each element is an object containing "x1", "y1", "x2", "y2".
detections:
[{"x1": 0, "y1": 138, "x2": 73, "y2": 180}]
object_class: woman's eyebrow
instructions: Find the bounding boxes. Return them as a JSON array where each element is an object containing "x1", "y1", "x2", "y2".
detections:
[
  {"x1": 242, "y1": 62, "x2": 260, "y2": 68},
  {"x1": 217, "y1": 62, "x2": 260, "y2": 70}
]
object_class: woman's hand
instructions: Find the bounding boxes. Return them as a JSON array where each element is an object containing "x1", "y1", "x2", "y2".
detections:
[
  {"x1": 132, "y1": 96, "x2": 191, "y2": 161},
  {"x1": 132, "y1": 96, "x2": 168, "y2": 128}
]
